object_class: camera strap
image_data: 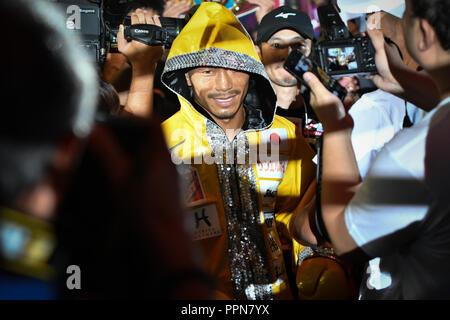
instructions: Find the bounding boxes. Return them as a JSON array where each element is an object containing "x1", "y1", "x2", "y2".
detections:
[
  {"x1": 125, "y1": 24, "x2": 175, "y2": 47},
  {"x1": 314, "y1": 136, "x2": 331, "y2": 244}
]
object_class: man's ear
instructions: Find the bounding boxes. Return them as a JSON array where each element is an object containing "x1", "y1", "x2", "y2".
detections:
[
  {"x1": 254, "y1": 44, "x2": 262, "y2": 60},
  {"x1": 418, "y1": 18, "x2": 437, "y2": 52},
  {"x1": 185, "y1": 72, "x2": 192, "y2": 86}
]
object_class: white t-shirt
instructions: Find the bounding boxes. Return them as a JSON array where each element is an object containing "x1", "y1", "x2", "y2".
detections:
[
  {"x1": 407, "y1": 101, "x2": 427, "y2": 125},
  {"x1": 345, "y1": 97, "x2": 450, "y2": 299},
  {"x1": 349, "y1": 90, "x2": 406, "y2": 179}
]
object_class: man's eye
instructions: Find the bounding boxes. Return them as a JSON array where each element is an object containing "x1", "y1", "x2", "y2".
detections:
[{"x1": 272, "y1": 43, "x2": 281, "y2": 49}]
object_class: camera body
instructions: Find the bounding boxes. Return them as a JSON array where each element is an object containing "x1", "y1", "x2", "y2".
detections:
[
  {"x1": 56, "y1": 0, "x2": 133, "y2": 65},
  {"x1": 313, "y1": 3, "x2": 376, "y2": 78},
  {"x1": 315, "y1": 36, "x2": 376, "y2": 78},
  {"x1": 123, "y1": 17, "x2": 187, "y2": 48},
  {"x1": 56, "y1": 0, "x2": 107, "y2": 64},
  {"x1": 284, "y1": 49, "x2": 347, "y2": 102},
  {"x1": 56, "y1": 0, "x2": 189, "y2": 64}
]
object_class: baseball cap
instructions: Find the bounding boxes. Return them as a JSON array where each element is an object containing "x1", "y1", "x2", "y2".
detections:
[
  {"x1": 337, "y1": 0, "x2": 406, "y2": 19},
  {"x1": 256, "y1": 6, "x2": 315, "y2": 44}
]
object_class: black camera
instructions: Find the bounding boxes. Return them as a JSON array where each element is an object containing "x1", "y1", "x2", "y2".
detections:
[
  {"x1": 56, "y1": 0, "x2": 108, "y2": 64},
  {"x1": 284, "y1": 49, "x2": 347, "y2": 102},
  {"x1": 56, "y1": 0, "x2": 133, "y2": 65},
  {"x1": 121, "y1": 4, "x2": 201, "y2": 48},
  {"x1": 55, "y1": 0, "x2": 189, "y2": 65},
  {"x1": 122, "y1": 17, "x2": 187, "y2": 49},
  {"x1": 313, "y1": 3, "x2": 377, "y2": 78}
]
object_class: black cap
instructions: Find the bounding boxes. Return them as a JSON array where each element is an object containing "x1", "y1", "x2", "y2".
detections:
[{"x1": 256, "y1": 6, "x2": 315, "y2": 44}]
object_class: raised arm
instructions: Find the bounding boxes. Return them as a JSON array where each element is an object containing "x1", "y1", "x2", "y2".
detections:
[
  {"x1": 117, "y1": 9, "x2": 163, "y2": 117},
  {"x1": 293, "y1": 72, "x2": 360, "y2": 256},
  {"x1": 246, "y1": 0, "x2": 275, "y2": 24},
  {"x1": 163, "y1": 0, "x2": 192, "y2": 18},
  {"x1": 366, "y1": 17, "x2": 440, "y2": 111}
]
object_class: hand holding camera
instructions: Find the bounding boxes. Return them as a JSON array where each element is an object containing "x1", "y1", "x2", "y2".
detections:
[
  {"x1": 302, "y1": 71, "x2": 353, "y2": 132},
  {"x1": 313, "y1": 3, "x2": 377, "y2": 79},
  {"x1": 284, "y1": 49, "x2": 348, "y2": 102},
  {"x1": 116, "y1": 9, "x2": 166, "y2": 117},
  {"x1": 365, "y1": 14, "x2": 440, "y2": 111},
  {"x1": 119, "y1": 8, "x2": 190, "y2": 49},
  {"x1": 365, "y1": 20, "x2": 407, "y2": 97},
  {"x1": 117, "y1": 9, "x2": 163, "y2": 70}
]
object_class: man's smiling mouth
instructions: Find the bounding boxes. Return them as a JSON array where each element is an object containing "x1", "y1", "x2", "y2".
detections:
[{"x1": 213, "y1": 96, "x2": 237, "y2": 106}]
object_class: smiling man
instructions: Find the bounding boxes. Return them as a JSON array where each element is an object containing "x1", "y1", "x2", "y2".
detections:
[
  {"x1": 159, "y1": 3, "x2": 317, "y2": 300},
  {"x1": 183, "y1": 67, "x2": 250, "y2": 141},
  {"x1": 118, "y1": 3, "x2": 317, "y2": 299}
]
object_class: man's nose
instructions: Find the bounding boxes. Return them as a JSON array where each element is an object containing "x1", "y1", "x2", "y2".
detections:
[{"x1": 215, "y1": 69, "x2": 233, "y2": 91}]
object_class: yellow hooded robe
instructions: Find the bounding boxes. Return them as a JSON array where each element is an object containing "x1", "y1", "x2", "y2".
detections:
[{"x1": 161, "y1": 2, "x2": 316, "y2": 299}]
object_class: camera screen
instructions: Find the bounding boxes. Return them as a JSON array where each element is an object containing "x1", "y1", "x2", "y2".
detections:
[
  {"x1": 294, "y1": 53, "x2": 332, "y2": 87},
  {"x1": 326, "y1": 47, "x2": 358, "y2": 72}
]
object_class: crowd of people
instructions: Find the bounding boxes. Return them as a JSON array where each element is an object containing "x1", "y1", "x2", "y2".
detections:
[{"x1": 1, "y1": 0, "x2": 449, "y2": 301}]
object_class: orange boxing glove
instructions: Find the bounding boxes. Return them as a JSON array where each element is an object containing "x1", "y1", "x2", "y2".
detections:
[{"x1": 296, "y1": 255, "x2": 354, "y2": 300}]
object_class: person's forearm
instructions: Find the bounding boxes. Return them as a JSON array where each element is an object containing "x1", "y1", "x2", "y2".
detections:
[
  {"x1": 293, "y1": 195, "x2": 320, "y2": 247},
  {"x1": 320, "y1": 123, "x2": 361, "y2": 255},
  {"x1": 301, "y1": 71, "x2": 360, "y2": 255},
  {"x1": 123, "y1": 64, "x2": 157, "y2": 117}
]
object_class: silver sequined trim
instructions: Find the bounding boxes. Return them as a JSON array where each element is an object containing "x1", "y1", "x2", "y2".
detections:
[
  {"x1": 206, "y1": 120, "x2": 274, "y2": 300},
  {"x1": 297, "y1": 247, "x2": 314, "y2": 268},
  {"x1": 163, "y1": 47, "x2": 269, "y2": 80},
  {"x1": 297, "y1": 246, "x2": 337, "y2": 268}
]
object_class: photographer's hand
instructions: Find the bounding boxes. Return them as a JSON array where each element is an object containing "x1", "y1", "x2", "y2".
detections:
[
  {"x1": 302, "y1": 71, "x2": 360, "y2": 256},
  {"x1": 365, "y1": 24, "x2": 405, "y2": 97},
  {"x1": 246, "y1": 0, "x2": 275, "y2": 24},
  {"x1": 366, "y1": 17, "x2": 440, "y2": 111},
  {"x1": 303, "y1": 72, "x2": 353, "y2": 132},
  {"x1": 117, "y1": 9, "x2": 163, "y2": 117},
  {"x1": 163, "y1": 0, "x2": 192, "y2": 18},
  {"x1": 118, "y1": 9, "x2": 163, "y2": 69}
]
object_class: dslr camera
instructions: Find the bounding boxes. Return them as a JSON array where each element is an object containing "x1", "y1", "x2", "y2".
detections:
[
  {"x1": 313, "y1": 3, "x2": 377, "y2": 78},
  {"x1": 55, "y1": 0, "x2": 188, "y2": 65}
]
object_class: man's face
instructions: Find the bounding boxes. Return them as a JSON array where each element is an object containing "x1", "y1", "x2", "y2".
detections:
[
  {"x1": 185, "y1": 67, "x2": 249, "y2": 121},
  {"x1": 402, "y1": 0, "x2": 421, "y2": 64},
  {"x1": 260, "y1": 29, "x2": 312, "y2": 87}
]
